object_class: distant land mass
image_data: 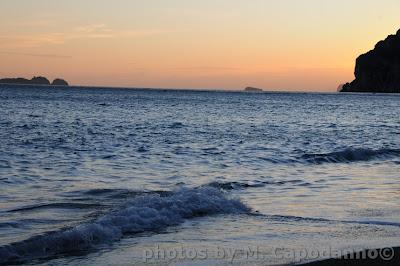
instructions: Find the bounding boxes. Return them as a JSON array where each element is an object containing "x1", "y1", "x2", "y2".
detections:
[
  {"x1": 0, "y1": 76, "x2": 69, "y2": 86},
  {"x1": 244, "y1": 86, "x2": 263, "y2": 92},
  {"x1": 341, "y1": 29, "x2": 400, "y2": 93}
]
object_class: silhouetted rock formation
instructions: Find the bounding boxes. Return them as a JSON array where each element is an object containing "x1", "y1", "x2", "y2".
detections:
[
  {"x1": 341, "y1": 29, "x2": 400, "y2": 93},
  {"x1": 337, "y1": 84, "x2": 344, "y2": 92},
  {"x1": 244, "y1": 87, "x2": 263, "y2": 92},
  {"x1": 51, "y1": 78, "x2": 69, "y2": 86},
  {"x1": 0, "y1": 78, "x2": 31, "y2": 84},
  {"x1": 0, "y1": 76, "x2": 69, "y2": 86},
  {"x1": 30, "y1": 76, "x2": 50, "y2": 85}
]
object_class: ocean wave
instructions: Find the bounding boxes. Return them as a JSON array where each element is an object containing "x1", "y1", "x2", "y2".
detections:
[
  {"x1": 206, "y1": 179, "x2": 311, "y2": 190},
  {"x1": 301, "y1": 148, "x2": 400, "y2": 164},
  {"x1": 6, "y1": 202, "x2": 104, "y2": 213},
  {"x1": 206, "y1": 181, "x2": 266, "y2": 190},
  {"x1": 81, "y1": 188, "x2": 167, "y2": 198},
  {"x1": 266, "y1": 215, "x2": 400, "y2": 228},
  {"x1": 0, "y1": 187, "x2": 250, "y2": 264},
  {"x1": 168, "y1": 122, "x2": 184, "y2": 129}
]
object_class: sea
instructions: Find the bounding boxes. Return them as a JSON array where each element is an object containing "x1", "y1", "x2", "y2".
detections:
[{"x1": 0, "y1": 85, "x2": 399, "y2": 265}]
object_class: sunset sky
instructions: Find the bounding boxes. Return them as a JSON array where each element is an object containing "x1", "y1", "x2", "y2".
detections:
[{"x1": 1, "y1": 0, "x2": 399, "y2": 91}]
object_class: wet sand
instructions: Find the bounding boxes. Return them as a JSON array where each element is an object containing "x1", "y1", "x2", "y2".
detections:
[{"x1": 304, "y1": 246, "x2": 400, "y2": 266}]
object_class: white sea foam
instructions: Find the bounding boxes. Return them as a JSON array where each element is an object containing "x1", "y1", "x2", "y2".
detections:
[{"x1": 0, "y1": 187, "x2": 250, "y2": 264}]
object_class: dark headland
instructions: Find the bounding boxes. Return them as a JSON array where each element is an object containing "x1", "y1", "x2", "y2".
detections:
[
  {"x1": 0, "y1": 76, "x2": 69, "y2": 86},
  {"x1": 341, "y1": 29, "x2": 400, "y2": 93}
]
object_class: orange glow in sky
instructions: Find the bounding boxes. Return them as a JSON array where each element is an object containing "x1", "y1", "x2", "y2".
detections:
[{"x1": 0, "y1": 0, "x2": 399, "y2": 91}]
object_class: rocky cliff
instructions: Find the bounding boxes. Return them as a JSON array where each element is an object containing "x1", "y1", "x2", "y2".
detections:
[{"x1": 341, "y1": 29, "x2": 400, "y2": 93}]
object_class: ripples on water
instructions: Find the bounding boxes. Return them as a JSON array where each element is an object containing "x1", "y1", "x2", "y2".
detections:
[{"x1": 0, "y1": 85, "x2": 399, "y2": 264}]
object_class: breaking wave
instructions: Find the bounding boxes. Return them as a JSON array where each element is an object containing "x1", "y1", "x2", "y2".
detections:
[
  {"x1": 0, "y1": 187, "x2": 250, "y2": 264},
  {"x1": 301, "y1": 148, "x2": 400, "y2": 164}
]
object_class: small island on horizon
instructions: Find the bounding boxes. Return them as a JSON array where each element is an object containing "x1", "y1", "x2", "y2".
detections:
[
  {"x1": 340, "y1": 29, "x2": 400, "y2": 93},
  {"x1": 0, "y1": 76, "x2": 69, "y2": 86},
  {"x1": 244, "y1": 86, "x2": 263, "y2": 92}
]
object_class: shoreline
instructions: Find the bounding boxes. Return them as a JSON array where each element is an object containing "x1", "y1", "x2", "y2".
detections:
[{"x1": 303, "y1": 246, "x2": 400, "y2": 266}]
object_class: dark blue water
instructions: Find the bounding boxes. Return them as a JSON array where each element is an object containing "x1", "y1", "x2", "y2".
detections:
[{"x1": 0, "y1": 85, "x2": 399, "y2": 265}]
